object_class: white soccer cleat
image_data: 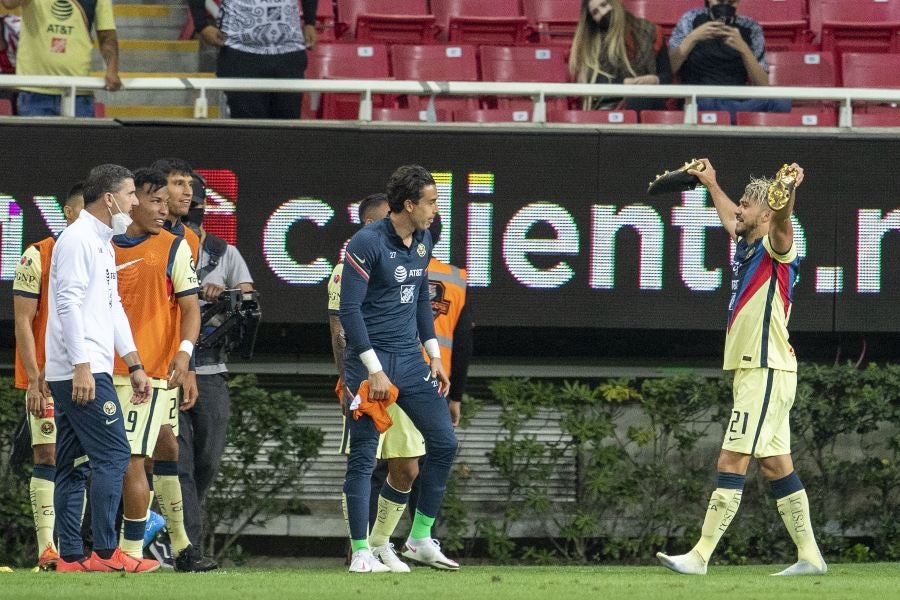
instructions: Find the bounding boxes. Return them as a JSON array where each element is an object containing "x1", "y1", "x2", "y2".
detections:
[
  {"x1": 401, "y1": 538, "x2": 459, "y2": 570},
  {"x1": 656, "y1": 550, "x2": 708, "y2": 575},
  {"x1": 771, "y1": 558, "x2": 827, "y2": 576},
  {"x1": 371, "y1": 543, "x2": 410, "y2": 573},
  {"x1": 349, "y1": 549, "x2": 391, "y2": 573}
]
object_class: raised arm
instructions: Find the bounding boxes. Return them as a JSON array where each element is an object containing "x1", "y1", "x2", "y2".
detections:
[
  {"x1": 689, "y1": 158, "x2": 738, "y2": 241},
  {"x1": 768, "y1": 163, "x2": 803, "y2": 255}
]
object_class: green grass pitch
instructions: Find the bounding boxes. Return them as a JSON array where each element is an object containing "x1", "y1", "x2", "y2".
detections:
[{"x1": 1, "y1": 564, "x2": 896, "y2": 600}]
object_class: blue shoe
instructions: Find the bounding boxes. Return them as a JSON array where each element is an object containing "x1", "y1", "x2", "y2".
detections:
[{"x1": 143, "y1": 511, "x2": 166, "y2": 548}]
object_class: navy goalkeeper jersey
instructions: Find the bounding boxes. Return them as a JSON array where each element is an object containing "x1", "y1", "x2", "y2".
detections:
[{"x1": 339, "y1": 216, "x2": 436, "y2": 356}]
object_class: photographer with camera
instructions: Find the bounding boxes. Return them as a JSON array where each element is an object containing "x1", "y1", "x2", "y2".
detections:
[{"x1": 177, "y1": 174, "x2": 257, "y2": 551}]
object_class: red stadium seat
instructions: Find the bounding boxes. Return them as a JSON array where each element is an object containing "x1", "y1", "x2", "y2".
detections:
[
  {"x1": 372, "y1": 107, "x2": 451, "y2": 122},
  {"x1": 842, "y1": 53, "x2": 900, "y2": 88},
  {"x1": 623, "y1": 0, "x2": 697, "y2": 41},
  {"x1": 851, "y1": 111, "x2": 900, "y2": 126},
  {"x1": 314, "y1": 0, "x2": 339, "y2": 42},
  {"x1": 305, "y1": 43, "x2": 393, "y2": 120},
  {"x1": 479, "y1": 46, "x2": 571, "y2": 110},
  {"x1": 431, "y1": 0, "x2": 529, "y2": 44},
  {"x1": 767, "y1": 51, "x2": 839, "y2": 87},
  {"x1": 640, "y1": 110, "x2": 731, "y2": 125},
  {"x1": 479, "y1": 46, "x2": 570, "y2": 83},
  {"x1": 548, "y1": 109, "x2": 639, "y2": 124},
  {"x1": 391, "y1": 44, "x2": 481, "y2": 111},
  {"x1": 453, "y1": 108, "x2": 533, "y2": 122},
  {"x1": 335, "y1": 0, "x2": 438, "y2": 43},
  {"x1": 0, "y1": 98, "x2": 13, "y2": 116},
  {"x1": 523, "y1": 0, "x2": 581, "y2": 46},
  {"x1": 811, "y1": 0, "x2": 900, "y2": 55},
  {"x1": 735, "y1": 109, "x2": 837, "y2": 126},
  {"x1": 739, "y1": 0, "x2": 811, "y2": 51},
  {"x1": 94, "y1": 101, "x2": 106, "y2": 118}
]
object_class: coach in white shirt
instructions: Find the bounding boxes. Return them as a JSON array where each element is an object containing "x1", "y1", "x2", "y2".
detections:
[{"x1": 45, "y1": 164, "x2": 153, "y2": 569}]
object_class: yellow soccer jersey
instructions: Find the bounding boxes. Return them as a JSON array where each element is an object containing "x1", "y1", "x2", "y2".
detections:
[
  {"x1": 12, "y1": 244, "x2": 42, "y2": 296},
  {"x1": 328, "y1": 262, "x2": 343, "y2": 315},
  {"x1": 17, "y1": 0, "x2": 116, "y2": 94},
  {"x1": 723, "y1": 235, "x2": 800, "y2": 372},
  {"x1": 171, "y1": 239, "x2": 200, "y2": 295}
]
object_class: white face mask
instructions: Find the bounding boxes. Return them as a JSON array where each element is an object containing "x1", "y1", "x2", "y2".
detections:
[{"x1": 107, "y1": 193, "x2": 133, "y2": 235}]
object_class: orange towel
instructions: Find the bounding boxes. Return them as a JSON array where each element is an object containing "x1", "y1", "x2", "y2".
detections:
[{"x1": 351, "y1": 380, "x2": 399, "y2": 433}]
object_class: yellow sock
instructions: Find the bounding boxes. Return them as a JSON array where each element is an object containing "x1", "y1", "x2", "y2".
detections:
[
  {"x1": 153, "y1": 474, "x2": 191, "y2": 556},
  {"x1": 692, "y1": 487, "x2": 743, "y2": 563},
  {"x1": 121, "y1": 515, "x2": 146, "y2": 559},
  {"x1": 368, "y1": 493, "x2": 408, "y2": 548},
  {"x1": 777, "y1": 489, "x2": 823, "y2": 566},
  {"x1": 29, "y1": 474, "x2": 56, "y2": 555}
]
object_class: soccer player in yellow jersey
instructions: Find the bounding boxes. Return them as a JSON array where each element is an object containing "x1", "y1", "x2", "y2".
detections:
[
  {"x1": 2, "y1": 0, "x2": 120, "y2": 116},
  {"x1": 111, "y1": 168, "x2": 215, "y2": 571},
  {"x1": 657, "y1": 159, "x2": 826, "y2": 576},
  {"x1": 13, "y1": 183, "x2": 83, "y2": 569}
]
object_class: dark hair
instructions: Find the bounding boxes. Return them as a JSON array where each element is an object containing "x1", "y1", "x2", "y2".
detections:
[
  {"x1": 132, "y1": 167, "x2": 168, "y2": 195},
  {"x1": 60, "y1": 181, "x2": 85, "y2": 208},
  {"x1": 357, "y1": 193, "x2": 388, "y2": 223},
  {"x1": 150, "y1": 157, "x2": 193, "y2": 178},
  {"x1": 386, "y1": 165, "x2": 435, "y2": 213},
  {"x1": 82, "y1": 164, "x2": 134, "y2": 205}
]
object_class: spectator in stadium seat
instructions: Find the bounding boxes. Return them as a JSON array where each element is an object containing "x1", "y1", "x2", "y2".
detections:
[
  {"x1": 188, "y1": 0, "x2": 318, "y2": 119},
  {"x1": 1, "y1": 0, "x2": 120, "y2": 117},
  {"x1": 668, "y1": 0, "x2": 790, "y2": 123},
  {"x1": 569, "y1": 0, "x2": 672, "y2": 112}
]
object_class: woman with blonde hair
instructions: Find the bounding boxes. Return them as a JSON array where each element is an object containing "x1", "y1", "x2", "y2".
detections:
[{"x1": 569, "y1": 0, "x2": 671, "y2": 111}]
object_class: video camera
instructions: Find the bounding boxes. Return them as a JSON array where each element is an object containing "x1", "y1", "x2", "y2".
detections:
[{"x1": 198, "y1": 289, "x2": 262, "y2": 361}]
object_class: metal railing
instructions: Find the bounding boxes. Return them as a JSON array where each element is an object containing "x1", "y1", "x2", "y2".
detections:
[{"x1": 3, "y1": 74, "x2": 900, "y2": 126}]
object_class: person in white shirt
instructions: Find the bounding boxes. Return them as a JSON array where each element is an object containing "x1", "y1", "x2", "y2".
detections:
[{"x1": 45, "y1": 164, "x2": 159, "y2": 573}]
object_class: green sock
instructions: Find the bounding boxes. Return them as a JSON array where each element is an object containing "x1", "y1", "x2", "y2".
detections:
[
  {"x1": 409, "y1": 510, "x2": 436, "y2": 541},
  {"x1": 351, "y1": 538, "x2": 369, "y2": 552}
]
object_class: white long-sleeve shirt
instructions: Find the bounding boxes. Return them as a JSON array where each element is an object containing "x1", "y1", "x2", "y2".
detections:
[{"x1": 45, "y1": 210, "x2": 137, "y2": 381}]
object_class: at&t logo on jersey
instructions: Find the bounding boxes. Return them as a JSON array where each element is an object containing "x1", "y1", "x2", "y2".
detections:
[
  {"x1": 400, "y1": 284, "x2": 415, "y2": 303},
  {"x1": 394, "y1": 265, "x2": 408, "y2": 282}
]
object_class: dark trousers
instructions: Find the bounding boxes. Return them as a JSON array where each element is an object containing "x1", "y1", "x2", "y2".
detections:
[
  {"x1": 50, "y1": 374, "x2": 130, "y2": 556},
  {"x1": 177, "y1": 372, "x2": 231, "y2": 548},
  {"x1": 343, "y1": 351, "x2": 458, "y2": 541},
  {"x1": 217, "y1": 46, "x2": 307, "y2": 119}
]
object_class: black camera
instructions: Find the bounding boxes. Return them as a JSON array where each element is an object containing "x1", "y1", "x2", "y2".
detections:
[{"x1": 198, "y1": 289, "x2": 262, "y2": 362}]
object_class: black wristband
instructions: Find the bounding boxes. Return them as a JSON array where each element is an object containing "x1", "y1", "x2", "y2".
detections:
[{"x1": 128, "y1": 363, "x2": 144, "y2": 373}]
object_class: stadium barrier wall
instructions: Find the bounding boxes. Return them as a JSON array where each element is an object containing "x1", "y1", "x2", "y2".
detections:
[{"x1": 2, "y1": 120, "x2": 899, "y2": 331}]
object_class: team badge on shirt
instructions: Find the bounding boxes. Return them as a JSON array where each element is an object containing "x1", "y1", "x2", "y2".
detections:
[
  {"x1": 417, "y1": 243, "x2": 426, "y2": 257},
  {"x1": 102, "y1": 401, "x2": 116, "y2": 416},
  {"x1": 40, "y1": 422, "x2": 55, "y2": 437}
]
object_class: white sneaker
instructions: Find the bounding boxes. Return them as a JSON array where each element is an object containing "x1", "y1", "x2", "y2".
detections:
[
  {"x1": 655, "y1": 550, "x2": 708, "y2": 575},
  {"x1": 349, "y1": 549, "x2": 391, "y2": 573},
  {"x1": 771, "y1": 558, "x2": 827, "y2": 576},
  {"x1": 401, "y1": 538, "x2": 459, "y2": 570},
  {"x1": 371, "y1": 543, "x2": 410, "y2": 573}
]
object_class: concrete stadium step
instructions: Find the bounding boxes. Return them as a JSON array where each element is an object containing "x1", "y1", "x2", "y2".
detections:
[
  {"x1": 92, "y1": 39, "x2": 200, "y2": 73},
  {"x1": 114, "y1": 4, "x2": 187, "y2": 40},
  {"x1": 92, "y1": 71, "x2": 218, "y2": 106},
  {"x1": 101, "y1": 104, "x2": 220, "y2": 119}
]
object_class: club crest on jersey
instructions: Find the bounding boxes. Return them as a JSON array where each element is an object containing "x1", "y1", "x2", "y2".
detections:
[
  {"x1": 417, "y1": 243, "x2": 426, "y2": 257},
  {"x1": 102, "y1": 401, "x2": 116, "y2": 416},
  {"x1": 40, "y1": 422, "x2": 55, "y2": 437},
  {"x1": 394, "y1": 265, "x2": 408, "y2": 283},
  {"x1": 400, "y1": 284, "x2": 415, "y2": 304}
]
